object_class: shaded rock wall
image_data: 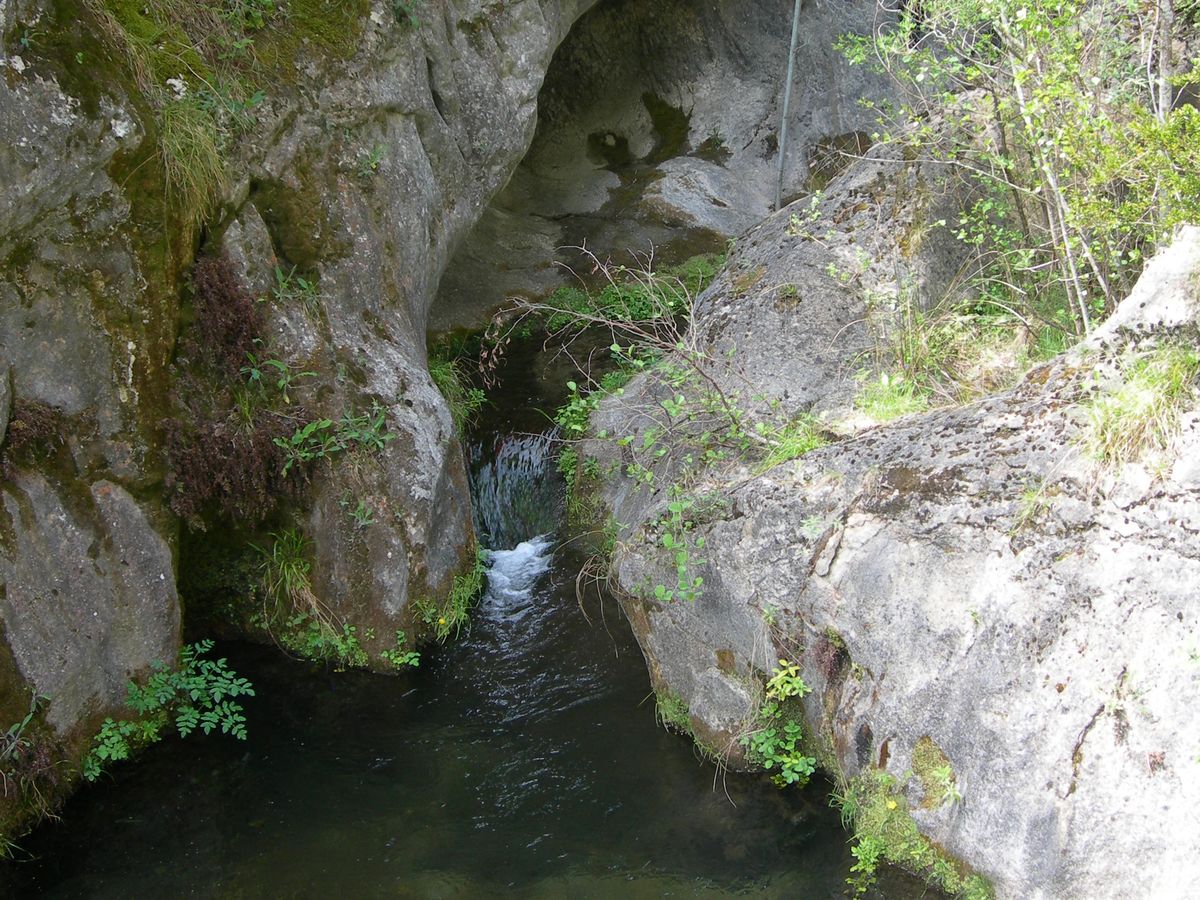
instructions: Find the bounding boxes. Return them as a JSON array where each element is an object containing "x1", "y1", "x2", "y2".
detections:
[
  {"x1": 433, "y1": 0, "x2": 895, "y2": 330},
  {"x1": 0, "y1": 0, "x2": 599, "y2": 834}
]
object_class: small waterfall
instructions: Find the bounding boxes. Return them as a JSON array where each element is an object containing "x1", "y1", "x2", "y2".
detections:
[{"x1": 470, "y1": 432, "x2": 563, "y2": 551}]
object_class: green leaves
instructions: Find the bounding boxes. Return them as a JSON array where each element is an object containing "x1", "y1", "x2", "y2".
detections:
[
  {"x1": 739, "y1": 659, "x2": 817, "y2": 789},
  {"x1": 651, "y1": 492, "x2": 708, "y2": 603},
  {"x1": 83, "y1": 642, "x2": 254, "y2": 781},
  {"x1": 381, "y1": 631, "x2": 421, "y2": 669},
  {"x1": 274, "y1": 402, "x2": 395, "y2": 474}
]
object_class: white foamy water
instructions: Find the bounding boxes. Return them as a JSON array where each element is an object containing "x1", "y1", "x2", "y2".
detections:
[{"x1": 484, "y1": 535, "x2": 555, "y2": 606}]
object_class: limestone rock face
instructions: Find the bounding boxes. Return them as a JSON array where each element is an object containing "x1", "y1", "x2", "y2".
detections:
[
  {"x1": 603, "y1": 225, "x2": 1200, "y2": 898},
  {"x1": 0, "y1": 0, "x2": 599, "y2": 827},
  {"x1": 433, "y1": 0, "x2": 897, "y2": 329},
  {"x1": 0, "y1": 476, "x2": 180, "y2": 735},
  {"x1": 586, "y1": 134, "x2": 976, "y2": 544},
  {"x1": 208, "y1": 0, "x2": 603, "y2": 642}
]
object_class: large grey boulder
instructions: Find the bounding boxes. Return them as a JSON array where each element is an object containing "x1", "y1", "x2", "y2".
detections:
[
  {"x1": 603, "y1": 228, "x2": 1200, "y2": 898},
  {"x1": 206, "y1": 0, "x2": 605, "y2": 646}
]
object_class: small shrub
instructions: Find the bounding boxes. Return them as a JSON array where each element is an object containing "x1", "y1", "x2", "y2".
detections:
[
  {"x1": 652, "y1": 492, "x2": 706, "y2": 603},
  {"x1": 355, "y1": 144, "x2": 385, "y2": 178}
]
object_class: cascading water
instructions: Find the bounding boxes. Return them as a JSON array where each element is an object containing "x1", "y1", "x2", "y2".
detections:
[
  {"x1": 470, "y1": 432, "x2": 561, "y2": 655},
  {"x1": 470, "y1": 431, "x2": 563, "y2": 549}
]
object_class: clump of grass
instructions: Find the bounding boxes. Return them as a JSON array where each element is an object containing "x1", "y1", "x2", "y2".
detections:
[
  {"x1": 413, "y1": 549, "x2": 487, "y2": 642},
  {"x1": 253, "y1": 529, "x2": 331, "y2": 628},
  {"x1": 1010, "y1": 478, "x2": 1053, "y2": 534},
  {"x1": 857, "y1": 284, "x2": 1070, "y2": 424},
  {"x1": 429, "y1": 354, "x2": 486, "y2": 437},
  {"x1": 159, "y1": 98, "x2": 227, "y2": 224},
  {"x1": 1082, "y1": 340, "x2": 1200, "y2": 466},
  {"x1": 855, "y1": 371, "x2": 930, "y2": 422},
  {"x1": 757, "y1": 414, "x2": 828, "y2": 471}
]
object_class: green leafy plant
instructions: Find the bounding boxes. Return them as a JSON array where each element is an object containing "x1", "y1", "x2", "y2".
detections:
[
  {"x1": 274, "y1": 418, "x2": 338, "y2": 474},
  {"x1": 278, "y1": 615, "x2": 368, "y2": 669},
  {"x1": 652, "y1": 491, "x2": 706, "y2": 603},
  {"x1": 336, "y1": 402, "x2": 396, "y2": 452},
  {"x1": 380, "y1": 630, "x2": 421, "y2": 669},
  {"x1": 272, "y1": 265, "x2": 322, "y2": 315},
  {"x1": 82, "y1": 641, "x2": 254, "y2": 781},
  {"x1": 654, "y1": 690, "x2": 691, "y2": 735},
  {"x1": 392, "y1": 0, "x2": 422, "y2": 27},
  {"x1": 241, "y1": 352, "x2": 315, "y2": 405},
  {"x1": 273, "y1": 403, "x2": 395, "y2": 474},
  {"x1": 339, "y1": 493, "x2": 376, "y2": 529},
  {"x1": 356, "y1": 143, "x2": 385, "y2": 178},
  {"x1": 912, "y1": 736, "x2": 962, "y2": 808},
  {"x1": 740, "y1": 659, "x2": 817, "y2": 787}
]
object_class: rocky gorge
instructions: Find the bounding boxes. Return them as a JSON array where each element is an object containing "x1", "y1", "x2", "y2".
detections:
[{"x1": 1, "y1": 0, "x2": 1198, "y2": 897}]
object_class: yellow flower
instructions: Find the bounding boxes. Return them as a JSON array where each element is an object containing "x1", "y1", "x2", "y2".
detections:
[
  {"x1": 886, "y1": 799, "x2": 898, "y2": 810},
  {"x1": 438, "y1": 617, "x2": 447, "y2": 625}
]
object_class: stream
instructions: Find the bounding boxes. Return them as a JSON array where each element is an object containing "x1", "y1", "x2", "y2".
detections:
[{"x1": 3, "y1": 339, "x2": 928, "y2": 899}]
